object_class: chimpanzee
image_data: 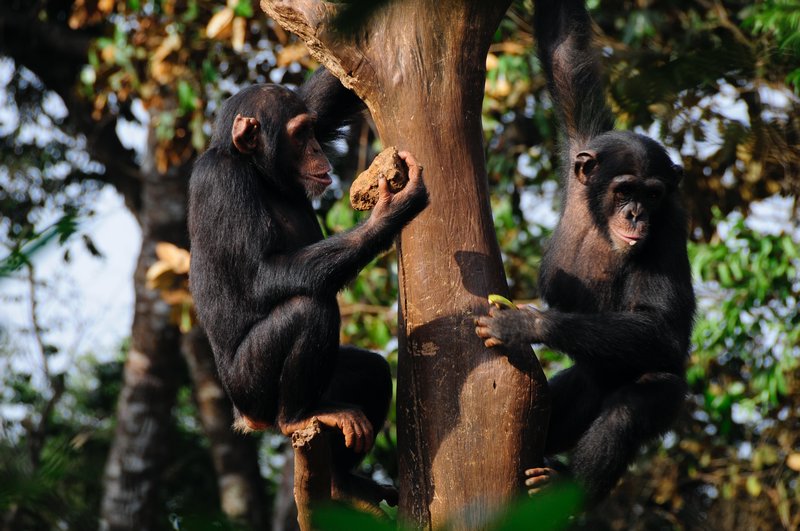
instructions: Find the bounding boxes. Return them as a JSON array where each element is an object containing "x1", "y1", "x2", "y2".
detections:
[
  {"x1": 188, "y1": 68, "x2": 429, "y2": 505},
  {"x1": 475, "y1": 0, "x2": 695, "y2": 506}
]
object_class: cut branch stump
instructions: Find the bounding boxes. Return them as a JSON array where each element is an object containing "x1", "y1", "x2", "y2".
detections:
[{"x1": 292, "y1": 418, "x2": 331, "y2": 531}]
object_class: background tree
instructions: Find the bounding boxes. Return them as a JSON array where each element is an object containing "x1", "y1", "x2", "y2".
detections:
[{"x1": 0, "y1": 0, "x2": 798, "y2": 529}]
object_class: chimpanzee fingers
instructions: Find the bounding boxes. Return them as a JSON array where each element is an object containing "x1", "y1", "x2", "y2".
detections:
[
  {"x1": 524, "y1": 468, "x2": 552, "y2": 488},
  {"x1": 475, "y1": 321, "x2": 497, "y2": 338},
  {"x1": 377, "y1": 176, "x2": 391, "y2": 201},
  {"x1": 356, "y1": 410, "x2": 374, "y2": 453},
  {"x1": 361, "y1": 421, "x2": 374, "y2": 453},
  {"x1": 398, "y1": 151, "x2": 422, "y2": 177},
  {"x1": 398, "y1": 151, "x2": 426, "y2": 200},
  {"x1": 334, "y1": 416, "x2": 354, "y2": 449},
  {"x1": 350, "y1": 420, "x2": 364, "y2": 454},
  {"x1": 475, "y1": 315, "x2": 491, "y2": 327},
  {"x1": 524, "y1": 467, "x2": 552, "y2": 477},
  {"x1": 484, "y1": 337, "x2": 503, "y2": 348},
  {"x1": 340, "y1": 425, "x2": 355, "y2": 449}
]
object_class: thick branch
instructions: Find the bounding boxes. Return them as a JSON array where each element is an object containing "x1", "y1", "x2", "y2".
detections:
[{"x1": 292, "y1": 419, "x2": 331, "y2": 531}]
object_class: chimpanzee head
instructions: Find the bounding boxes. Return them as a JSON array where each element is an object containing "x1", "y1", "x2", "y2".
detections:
[
  {"x1": 211, "y1": 84, "x2": 333, "y2": 198},
  {"x1": 573, "y1": 131, "x2": 683, "y2": 253}
]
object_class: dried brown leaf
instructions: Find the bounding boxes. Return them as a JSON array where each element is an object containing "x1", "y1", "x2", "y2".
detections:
[{"x1": 207, "y1": 8, "x2": 234, "y2": 40}]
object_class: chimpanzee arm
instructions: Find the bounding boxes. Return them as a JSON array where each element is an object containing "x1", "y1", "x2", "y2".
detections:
[
  {"x1": 254, "y1": 179, "x2": 428, "y2": 300},
  {"x1": 477, "y1": 305, "x2": 688, "y2": 375},
  {"x1": 534, "y1": 0, "x2": 613, "y2": 147},
  {"x1": 535, "y1": 309, "x2": 689, "y2": 372},
  {"x1": 299, "y1": 68, "x2": 365, "y2": 145}
]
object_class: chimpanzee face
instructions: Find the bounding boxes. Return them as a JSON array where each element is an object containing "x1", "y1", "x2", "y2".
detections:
[
  {"x1": 225, "y1": 85, "x2": 334, "y2": 198},
  {"x1": 285, "y1": 113, "x2": 332, "y2": 198},
  {"x1": 573, "y1": 131, "x2": 683, "y2": 253}
]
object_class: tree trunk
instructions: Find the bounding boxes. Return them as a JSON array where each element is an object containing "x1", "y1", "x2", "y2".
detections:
[
  {"x1": 261, "y1": 2, "x2": 550, "y2": 528},
  {"x1": 181, "y1": 327, "x2": 267, "y2": 529},
  {"x1": 99, "y1": 151, "x2": 187, "y2": 530}
]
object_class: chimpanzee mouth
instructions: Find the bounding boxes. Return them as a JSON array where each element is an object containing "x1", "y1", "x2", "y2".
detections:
[
  {"x1": 305, "y1": 172, "x2": 332, "y2": 186},
  {"x1": 612, "y1": 227, "x2": 645, "y2": 246}
]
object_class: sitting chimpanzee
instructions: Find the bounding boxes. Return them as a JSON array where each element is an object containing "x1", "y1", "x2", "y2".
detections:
[
  {"x1": 188, "y1": 68, "x2": 429, "y2": 505},
  {"x1": 475, "y1": 0, "x2": 695, "y2": 506}
]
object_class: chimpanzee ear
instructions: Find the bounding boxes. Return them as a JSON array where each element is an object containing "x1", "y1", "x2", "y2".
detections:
[
  {"x1": 574, "y1": 150, "x2": 598, "y2": 185},
  {"x1": 285, "y1": 113, "x2": 312, "y2": 140},
  {"x1": 671, "y1": 164, "x2": 684, "y2": 184},
  {"x1": 232, "y1": 114, "x2": 260, "y2": 154}
]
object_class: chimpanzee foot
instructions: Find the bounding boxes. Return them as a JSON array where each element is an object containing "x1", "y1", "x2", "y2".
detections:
[
  {"x1": 332, "y1": 471, "x2": 398, "y2": 515},
  {"x1": 280, "y1": 408, "x2": 374, "y2": 454},
  {"x1": 524, "y1": 467, "x2": 559, "y2": 496}
]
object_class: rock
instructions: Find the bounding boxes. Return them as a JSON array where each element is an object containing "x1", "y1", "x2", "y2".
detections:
[{"x1": 349, "y1": 147, "x2": 409, "y2": 211}]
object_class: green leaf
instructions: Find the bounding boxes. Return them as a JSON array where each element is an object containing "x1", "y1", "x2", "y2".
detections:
[
  {"x1": 177, "y1": 80, "x2": 197, "y2": 114},
  {"x1": 491, "y1": 483, "x2": 583, "y2": 530},
  {"x1": 312, "y1": 503, "x2": 399, "y2": 531},
  {"x1": 746, "y1": 475, "x2": 762, "y2": 497},
  {"x1": 233, "y1": 0, "x2": 254, "y2": 18}
]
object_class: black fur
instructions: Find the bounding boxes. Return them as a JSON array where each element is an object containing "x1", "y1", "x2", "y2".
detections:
[{"x1": 188, "y1": 68, "x2": 427, "y2": 492}]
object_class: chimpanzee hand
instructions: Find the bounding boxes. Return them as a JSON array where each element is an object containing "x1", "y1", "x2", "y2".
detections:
[
  {"x1": 369, "y1": 151, "x2": 429, "y2": 226},
  {"x1": 474, "y1": 304, "x2": 549, "y2": 348},
  {"x1": 232, "y1": 114, "x2": 260, "y2": 154}
]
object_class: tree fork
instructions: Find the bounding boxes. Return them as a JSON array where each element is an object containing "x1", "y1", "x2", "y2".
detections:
[{"x1": 261, "y1": 1, "x2": 550, "y2": 528}]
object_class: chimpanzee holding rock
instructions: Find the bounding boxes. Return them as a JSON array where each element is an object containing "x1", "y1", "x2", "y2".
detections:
[{"x1": 189, "y1": 68, "x2": 428, "y2": 505}]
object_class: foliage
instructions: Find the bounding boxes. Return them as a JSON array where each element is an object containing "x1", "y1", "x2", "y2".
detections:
[
  {"x1": 309, "y1": 482, "x2": 582, "y2": 531},
  {"x1": 742, "y1": 0, "x2": 800, "y2": 92},
  {"x1": 0, "y1": 62, "x2": 103, "y2": 262},
  {"x1": 0, "y1": 212, "x2": 79, "y2": 277}
]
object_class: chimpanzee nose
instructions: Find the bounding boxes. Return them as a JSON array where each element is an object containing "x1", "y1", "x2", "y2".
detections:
[{"x1": 626, "y1": 203, "x2": 643, "y2": 222}]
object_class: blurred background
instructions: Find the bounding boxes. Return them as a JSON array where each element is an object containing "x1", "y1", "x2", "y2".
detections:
[{"x1": 0, "y1": 0, "x2": 798, "y2": 529}]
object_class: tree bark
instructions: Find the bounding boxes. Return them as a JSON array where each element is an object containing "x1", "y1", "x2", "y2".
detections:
[
  {"x1": 181, "y1": 327, "x2": 267, "y2": 529},
  {"x1": 291, "y1": 420, "x2": 332, "y2": 531},
  {"x1": 99, "y1": 129, "x2": 189, "y2": 530},
  {"x1": 261, "y1": 2, "x2": 550, "y2": 528}
]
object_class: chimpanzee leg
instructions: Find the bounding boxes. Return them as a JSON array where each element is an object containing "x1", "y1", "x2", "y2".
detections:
[
  {"x1": 569, "y1": 372, "x2": 687, "y2": 506},
  {"x1": 323, "y1": 346, "x2": 392, "y2": 470},
  {"x1": 227, "y1": 295, "x2": 339, "y2": 426},
  {"x1": 526, "y1": 365, "x2": 603, "y2": 493},
  {"x1": 545, "y1": 365, "x2": 604, "y2": 455},
  {"x1": 275, "y1": 296, "x2": 341, "y2": 426},
  {"x1": 323, "y1": 346, "x2": 395, "y2": 506}
]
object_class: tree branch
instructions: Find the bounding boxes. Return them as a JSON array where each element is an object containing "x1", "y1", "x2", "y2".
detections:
[{"x1": 292, "y1": 419, "x2": 331, "y2": 531}]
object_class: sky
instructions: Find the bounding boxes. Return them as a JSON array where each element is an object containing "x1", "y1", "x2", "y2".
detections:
[{"x1": 0, "y1": 187, "x2": 139, "y2": 375}]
